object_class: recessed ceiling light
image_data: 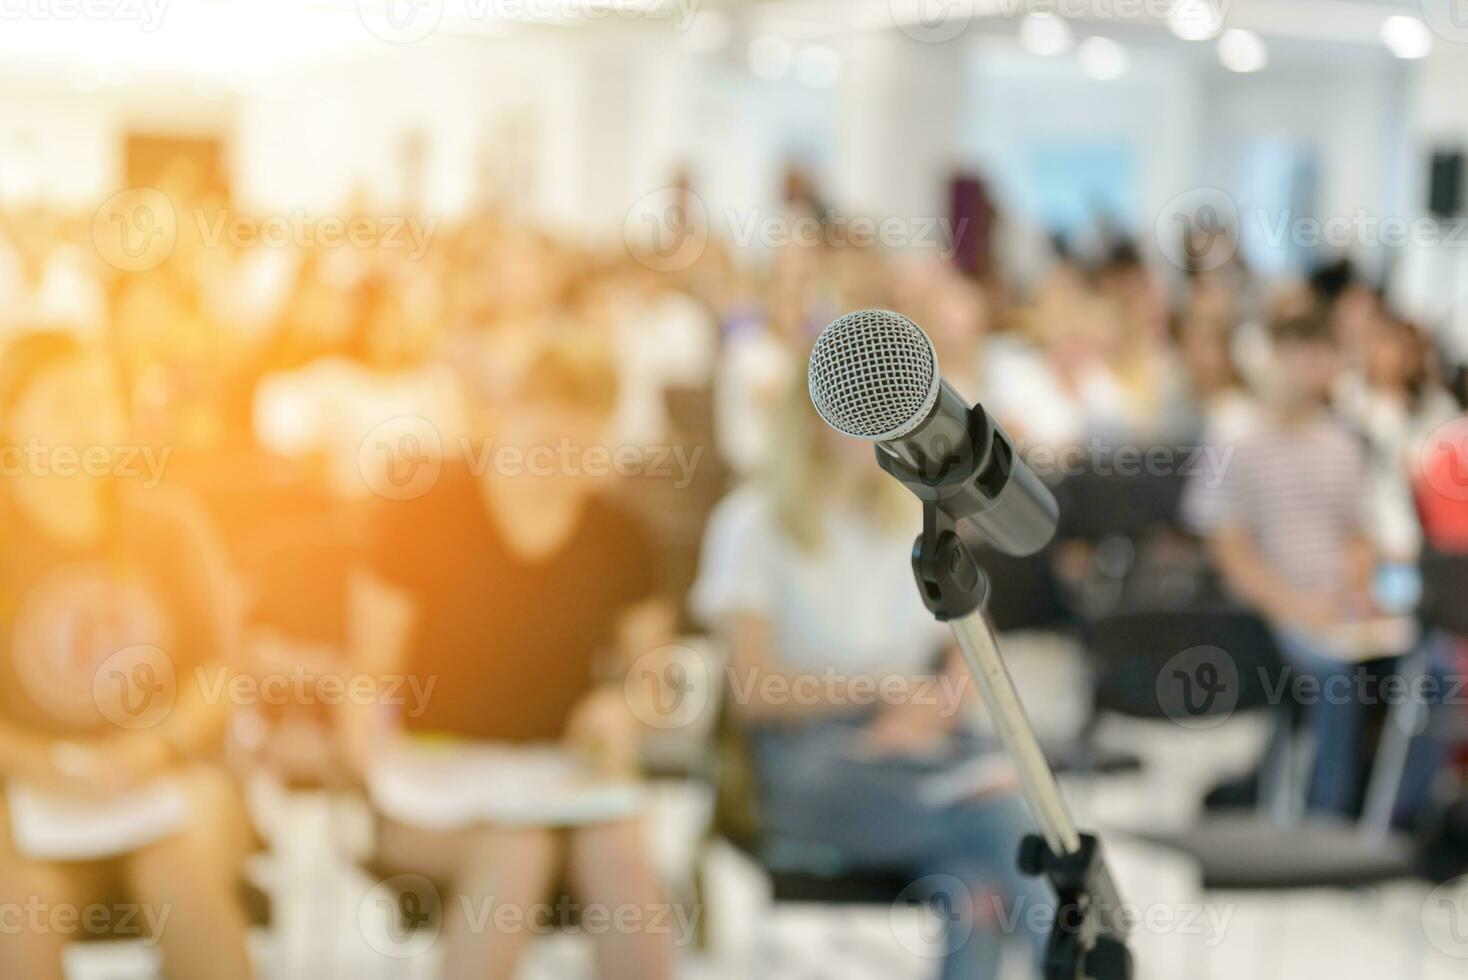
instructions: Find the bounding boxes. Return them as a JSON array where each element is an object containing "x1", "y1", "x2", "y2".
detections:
[
  {"x1": 1167, "y1": 0, "x2": 1224, "y2": 42},
  {"x1": 1079, "y1": 36, "x2": 1129, "y2": 80},
  {"x1": 1381, "y1": 15, "x2": 1432, "y2": 60},
  {"x1": 1019, "y1": 13, "x2": 1073, "y2": 57},
  {"x1": 1218, "y1": 28, "x2": 1268, "y2": 73}
]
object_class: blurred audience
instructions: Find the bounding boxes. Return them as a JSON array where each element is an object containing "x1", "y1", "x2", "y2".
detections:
[{"x1": 1, "y1": 165, "x2": 1467, "y2": 975}]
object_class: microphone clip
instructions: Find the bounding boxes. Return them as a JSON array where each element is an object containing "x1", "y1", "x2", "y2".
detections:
[{"x1": 911, "y1": 498, "x2": 990, "y2": 622}]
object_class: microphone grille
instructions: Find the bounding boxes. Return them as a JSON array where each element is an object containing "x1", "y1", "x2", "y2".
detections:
[{"x1": 807, "y1": 309, "x2": 941, "y2": 441}]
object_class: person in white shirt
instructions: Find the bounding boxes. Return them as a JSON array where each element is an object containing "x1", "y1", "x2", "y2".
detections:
[
  {"x1": 1334, "y1": 313, "x2": 1460, "y2": 561},
  {"x1": 692, "y1": 391, "x2": 1047, "y2": 980}
]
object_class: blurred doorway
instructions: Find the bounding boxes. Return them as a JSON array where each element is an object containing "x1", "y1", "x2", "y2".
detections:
[{"x1": 124, "y1": 133, "x2": 230, "y2": 206}]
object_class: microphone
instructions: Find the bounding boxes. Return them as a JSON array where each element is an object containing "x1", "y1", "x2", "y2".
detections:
[
  {"x1": 807, "y1": 309, "x2": 1058, "y2": 557},
  {"x1": 807, "y1": 309, "x2": 1137, "y2": 977}
]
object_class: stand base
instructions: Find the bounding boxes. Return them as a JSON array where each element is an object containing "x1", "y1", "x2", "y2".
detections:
[{"x1": 1019, "y1": 833, "x2": 1135, "y2": 980}]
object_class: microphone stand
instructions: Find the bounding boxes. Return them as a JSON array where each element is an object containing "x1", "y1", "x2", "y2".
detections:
[{"x1": 893, "y1": 468, "x2": 1135, "y2": 980}]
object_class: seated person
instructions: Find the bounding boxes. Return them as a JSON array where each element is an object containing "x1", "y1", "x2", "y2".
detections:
[
  {"x1": 0, "y1": 332, "x2": 253, "y2": 980},
  {"x1": 1188, "y1": 311, "x2": 1377, "y2": 816},
  {"x1": 692, "y1": 390, "x2": 1048, "y2": 980},
  {"x1": 347, "y1": 332, "x2": 675, "y2": 980}
]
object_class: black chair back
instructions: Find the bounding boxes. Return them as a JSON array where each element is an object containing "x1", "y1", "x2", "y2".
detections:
[
  {"x1": 974, "y1": 544, "x2": 1072, "y2": 633},
  {"x1": 1090, "y1": 605, "x2": 1285, "y2": 722},
  {"x1": 1419, "y1": 548, "x2": 1468, "y2": 637},
  {"x1": 1055, "y1": 463, "x2": 1188, "y2": 542}
]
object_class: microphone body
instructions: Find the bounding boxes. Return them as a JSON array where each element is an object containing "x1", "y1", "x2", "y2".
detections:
[{"x1": 808, "y1": 309, "x2": 1058, "y2": 557}]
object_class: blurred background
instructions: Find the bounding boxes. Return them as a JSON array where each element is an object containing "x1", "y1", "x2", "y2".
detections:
[{"x1": 3, "y1": 0, "x2": 1468, "y2": 978}]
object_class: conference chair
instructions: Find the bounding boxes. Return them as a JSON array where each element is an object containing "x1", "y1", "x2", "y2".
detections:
[
  {"x1": 1052, "y1": 461, "x2": 1201, "y2": 617},
  {"x1": 1360, "y1": 548, "x2": 1468, "y2": 836},
  {"x1": 972, "y1": 542, "x2": 1072, "y2": 635},
  {"x1": 1054, "y1": 462, "x2": 1189, "y2": 543},
  {"x1": 1087, "y1": 605, "x2": 1417, "y2": 890}
]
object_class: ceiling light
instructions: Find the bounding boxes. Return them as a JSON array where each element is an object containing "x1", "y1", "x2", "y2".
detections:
[
  {"x1": 1078, "y1": 36, "x2": 1129, "y2": 80},
  {"x1": 1167, "y1": 0, "x2": 1224, "y2": 41},
  {"x1": 1381, "y1": 15, "x2": 1432, "y2": 59},
  {"x1": 1217, "y1": 28, "x2": 1267, "y2": 73},
  {"x1": 1019, "y1": 13, "x2": 1073, "y2": 56}
]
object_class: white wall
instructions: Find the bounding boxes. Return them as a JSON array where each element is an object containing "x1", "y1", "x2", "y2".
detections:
[
  {"x1": 1397, "y1": 43, "x2": 1468, "y2": 356},
  {"x1": 959, "y1": 38, "x2": 1205, "y2": 271}
]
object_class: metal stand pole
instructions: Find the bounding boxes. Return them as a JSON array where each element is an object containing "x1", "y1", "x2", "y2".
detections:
[
  {"x1": 949, "y1": 611, "x2": 1132, "y2": 955},
  {"x1": 950, "y1": 611, "x2": 1081, "y2": 857}
]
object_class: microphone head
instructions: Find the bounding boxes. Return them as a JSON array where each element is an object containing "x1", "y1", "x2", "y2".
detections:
[{"x1": 807, "y1": 309, "x2": 942, "y2": 441}]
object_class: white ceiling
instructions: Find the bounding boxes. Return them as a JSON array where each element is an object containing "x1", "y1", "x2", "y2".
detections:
[{"x1": 0, "y1": 0, "x2": 1439, "y2": 85}]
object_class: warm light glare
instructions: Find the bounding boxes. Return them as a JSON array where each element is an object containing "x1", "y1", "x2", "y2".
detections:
[{"x1": 1217, "y1": 28, "x2": 1267, "y2": 73}]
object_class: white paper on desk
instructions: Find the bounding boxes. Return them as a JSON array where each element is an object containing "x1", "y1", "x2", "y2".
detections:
[
  {"x1": 917, "y1": 756, "x2": 1021, "y2": 808},
  {"x1": 7, "y1": 779, "x2": 189, "y2": 861},
  {"x1": 368, "y1": 741, "x2": 644, "y2": 830}
]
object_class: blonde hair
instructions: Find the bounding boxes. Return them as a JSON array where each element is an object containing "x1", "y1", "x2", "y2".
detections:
[
  {"x1": 765, "y1": 383, "x2": 913, "y2": 552},
  {"x1": 514, "y1": 328, "x2": 619, "y2": 418}
]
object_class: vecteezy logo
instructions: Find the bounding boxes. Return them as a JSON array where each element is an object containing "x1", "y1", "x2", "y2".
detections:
[
  {"x1": 1420, "y1": 415, "x2": 1468, "y2": 503},
  {"x1": 1422, "y1": 0, "x2": 1468, "y2": 44},
  {"x1": 889, "y1": 0, "x2": 973, "y2": 44},
  {"x1": 359, "y1": 874, "x2": 442, "y2": 958},
  {"x1": 1155, "y1": 187, "x2": 1239, "y2": 273},
  {"x1": 624, "y1": 188, "x2": 708, "y2": 273},
  {"x1": 1423, "y1": 876, "x2": 1468, "y2": 958},
  {"x1": 358, "y1": 0, "x2": 444, "y2": 43},
  {"x1": 1156, "y1": 645, "x2": 1239, "y2": 729},
  {"x1": 357, "y1": 415, "x2": 443, "y2": 501},
  {"x1": 93, "y1": 645, "x2": 178, "y2": 730},
  {"x1": 92, "y1": 189, "x2": 177, "y2": 272},
  {"x1": 891, "y1": 875, "x2": 973, "y2": 959},
  {"x1": 1169, "y1": 0, "x2": 1229, "y2": 40},
  {"x1": 625, "y1": 645, "x2": 712, "y2": 730}
]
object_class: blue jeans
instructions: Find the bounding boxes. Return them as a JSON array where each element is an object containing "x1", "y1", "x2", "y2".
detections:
[
  {"x1": 751, "y1": 721, "x2": 1049, "y2": 980},
  {"x1": 1274, "y1": 628, "x2": 1367, "y2": 815},
  {"x1": 1275, "y1": 628, "x2": 1459, "y2": 820},
  {"x1": 1390, "y1": 631, "x2": 1461, "y2": 825}
]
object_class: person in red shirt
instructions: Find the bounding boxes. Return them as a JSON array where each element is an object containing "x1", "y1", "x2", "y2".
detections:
[{"x1": 1417, "y1": 415, "x2": 1468, "y2": 551}]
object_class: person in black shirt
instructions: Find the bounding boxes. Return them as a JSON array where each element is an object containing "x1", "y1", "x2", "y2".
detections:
[{"x1": 349, "y1": 331, "x2": 675, "y2": 980}]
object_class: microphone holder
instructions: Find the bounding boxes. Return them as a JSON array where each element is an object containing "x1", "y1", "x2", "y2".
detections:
[{"x1": 883, "y1": 450, "x2": 1135, "y2": 980}]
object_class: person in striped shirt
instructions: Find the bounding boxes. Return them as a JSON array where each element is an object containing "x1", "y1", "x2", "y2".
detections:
[{"x1": 1190, "y1": 310, "x2": 1378, "y2": 816}]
